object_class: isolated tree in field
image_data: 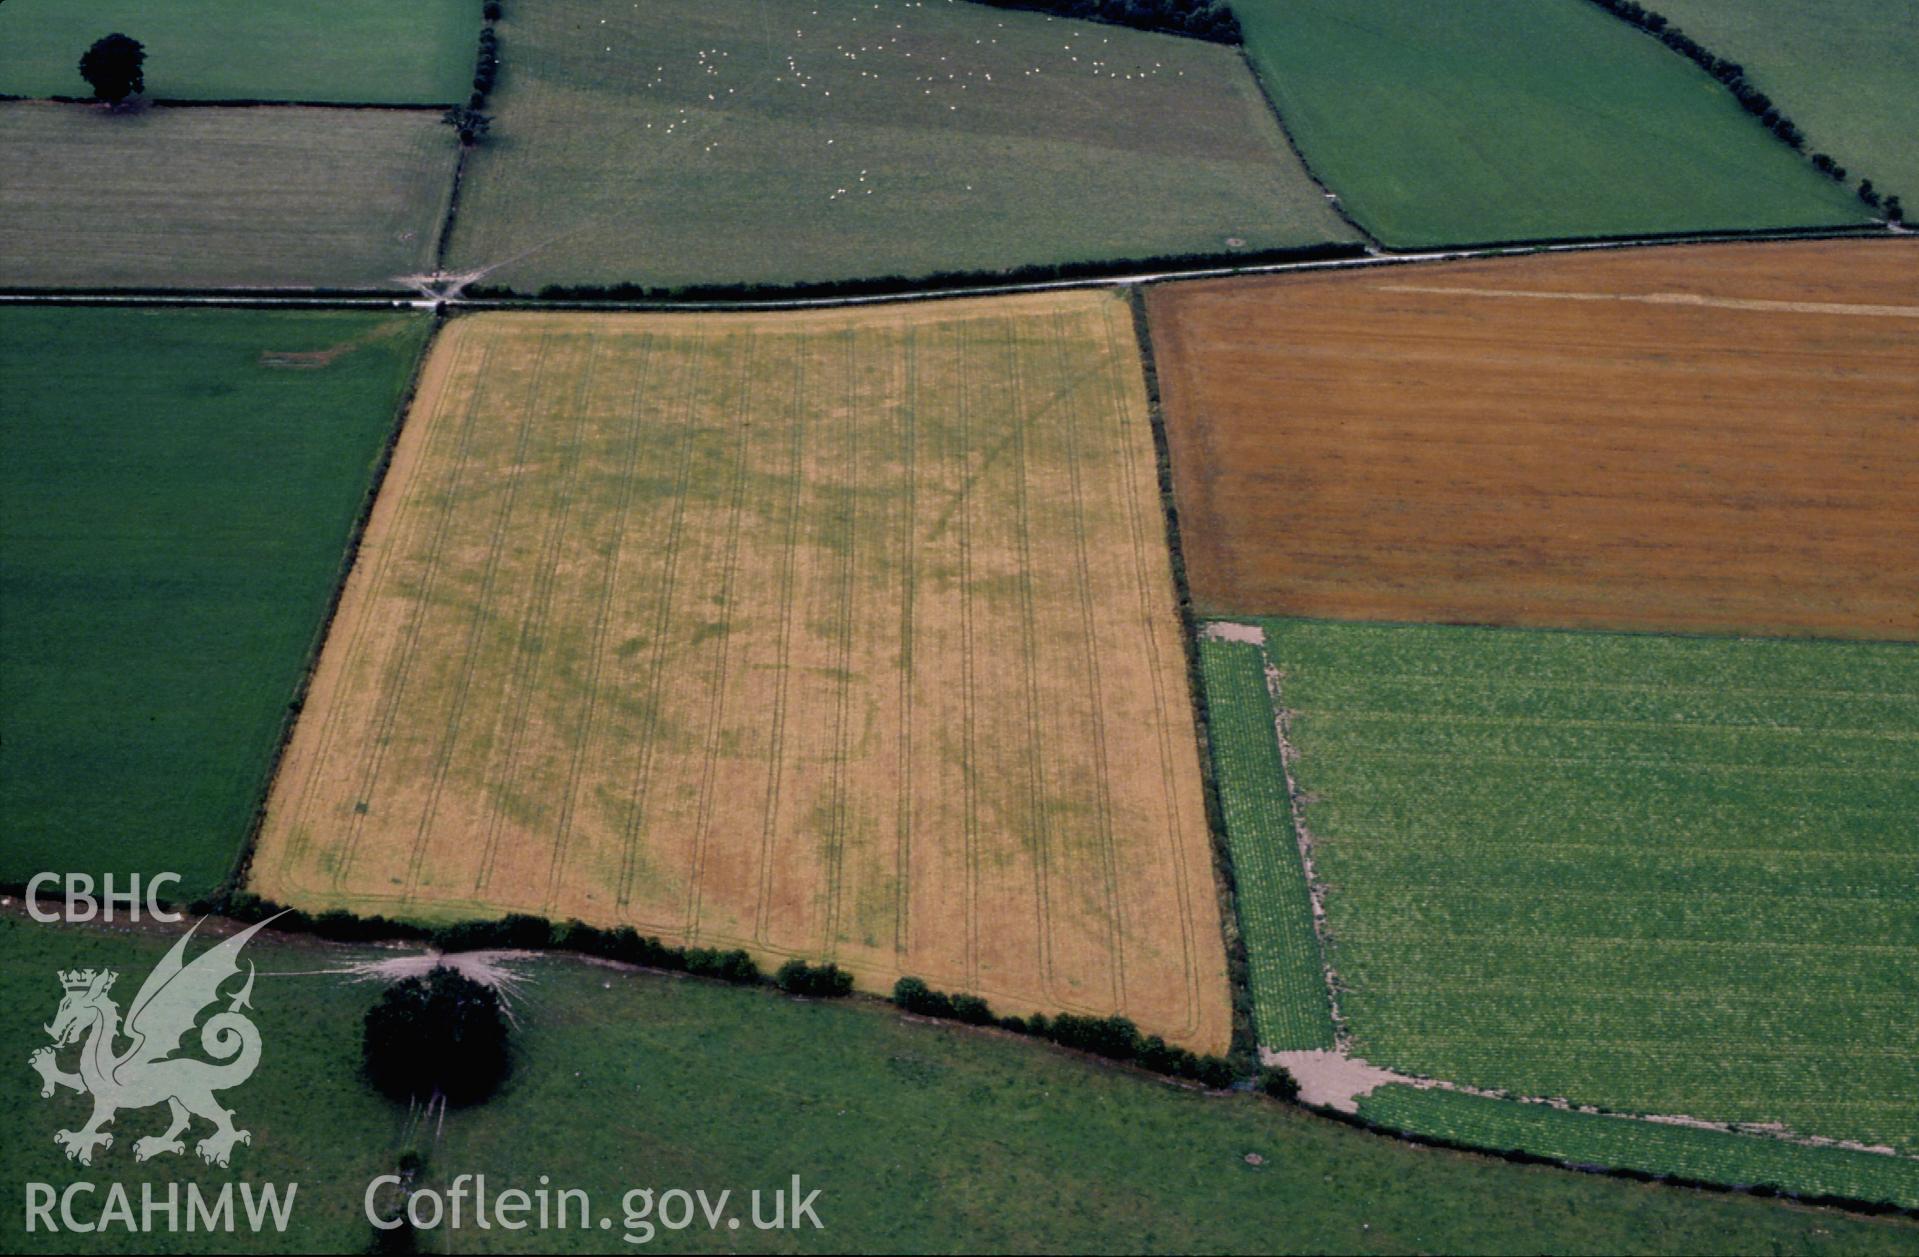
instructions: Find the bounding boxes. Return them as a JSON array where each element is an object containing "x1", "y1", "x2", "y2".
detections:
[
  {"x1": 362, "y1": 967, "x2": 511, "y2": 1106},
  {"x1": 1884, "y1": 195, "x2": 1905, "y2": 224},
  {"x1": 441, "y1": 106, "x2": 492, "y2": 147},
  {"x1": 79, "y1": 33, "x2": 145, "y2": 105}
]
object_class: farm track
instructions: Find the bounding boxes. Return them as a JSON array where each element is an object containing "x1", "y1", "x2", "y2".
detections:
[{"x1": 249, "y1": 294, "x2": 1233, "y2": 1050}]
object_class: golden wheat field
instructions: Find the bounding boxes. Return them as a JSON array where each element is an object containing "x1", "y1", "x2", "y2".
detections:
[{"x1": 251, "y1": 292, "x2": 1229, "y2": 1049}]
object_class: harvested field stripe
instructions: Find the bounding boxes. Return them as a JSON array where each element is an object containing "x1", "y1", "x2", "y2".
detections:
[
  {"x1": 684, "y1": 334, "x2": 759, "y2": 937},
  {"x1": 546, "y1": 334, "x2": 658, "y2": 900},
  {"x1": 617, "y1": 347, "x2": 704, "y2": 913},
  {"x1": 1377, "y1": 284, "x2": 1919, "y2": 320},
  {"x1": 1102, "y1": 301, "x2": 1199, "y2": 1038}
]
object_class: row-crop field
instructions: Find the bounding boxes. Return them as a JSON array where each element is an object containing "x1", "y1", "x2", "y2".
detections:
[
  {"x1": 0, "y1": 0, "x2": 474, "y2": 104},
  {"x1": 1650, "y1": 0, "x2": 1918, "y2": 205},
  {"x1": 0, "y1": 307, "x2": 431, "y2": 901},
  {"x1": 251, "y1": 293, "x2": 1232, "y2": 1050},
  {"x1": 1359, "y1": 1086, "x2": 1919, "y2": 1211},
  {"x1": 1262, "y1": 617, "x2": 1919, "y2": 1155},
  {"x1": 444, "y1": 0, "x2": 1354, "y2": 292},
  {"x1": 1147, "y1": 240, "x2": 1919, "y2": 638},
  {"x1": 1231, "y1": 0, "x2": 1868, "y2": 245},
  {"x1": 1195, "y1": 635, "x2": 1333, "y2": 1051},
  {"x1": 0, "y1": 103, "x2": 457, "y2": 290},
  {"x1": 12, "y1": 917, "x2": 1910, "y2": 1254}
]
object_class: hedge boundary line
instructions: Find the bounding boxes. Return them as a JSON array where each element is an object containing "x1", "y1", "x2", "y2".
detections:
[
  {"x1": 956, "y1": 0, "x2": 1241, "y2": 45},
  {"x1": 1125, "y1": 288, "x2": 1258, "y2": 1069}
]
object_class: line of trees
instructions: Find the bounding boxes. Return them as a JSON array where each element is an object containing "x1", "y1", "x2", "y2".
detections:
[
  {"x1": 967, "y1": 0, "x2": 1241, "y2": 45},
  {"x1": 1583, "y1": 0, "x2": 1902, "y2": 220},
  {"x1": 445, "y1": 0, "x2": 503, "y2": 145}
]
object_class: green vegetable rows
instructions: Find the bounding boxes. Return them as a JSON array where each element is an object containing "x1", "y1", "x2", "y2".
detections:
[
  {"x1": 1359, "y1": 1086, "x2": 1919, "y2": 1210},
  {"x1": 1262, "y1": 618, "x2": 1919, "y2": 1155},
  {"x1": 1197, "y1": 634, "x2": 1335, "y2": 1050}
]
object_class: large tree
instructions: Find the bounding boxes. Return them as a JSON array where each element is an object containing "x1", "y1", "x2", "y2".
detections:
[
  {"x1": 78, "y1": 33, "x2": 145, "y2": 104},
  {"x1": 362, "y1": 967, "x2": 511, "y2": 1106}
]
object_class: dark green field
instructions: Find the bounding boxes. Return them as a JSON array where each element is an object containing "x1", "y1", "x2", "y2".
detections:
[
  {"x1": 0, "y1": 307, "x2": 430, "y2": 901},
  {"x1": 5, "y1": 914, "x2": 1916, "y2": 1254},
  {"x1": 1232, "y1": 0, "x2": 1868, "y2": 245},
  {"x1": 0, "y1": 0, "x2": 473, "y2": 104}
]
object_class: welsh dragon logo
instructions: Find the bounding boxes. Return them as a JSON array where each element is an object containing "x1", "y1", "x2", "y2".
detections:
[{"x1": 30, "y1": 916, "x2": 279, "y2": 1167}]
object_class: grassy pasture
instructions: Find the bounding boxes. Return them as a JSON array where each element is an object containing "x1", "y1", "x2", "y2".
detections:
[
  {"x1": 1195, "y1": 635, "x2": 1333, "y2": 1051},
  {"x1": 7, "y1": 914, "x2": 1918, "y2": 1254},
  {"x1": 0, "y1": 307, "x2": 430, "y2": 902},
  {"x1": 0, "y1": 103, "x2": 457, "y2": 291},
  {"x1": 444, "y1": 0, "x2": 1354, "y2": 291},
  {"x1": 1148, "y1": 240, "x2": 1919, "y2": 637},
  {"x1": 1360, "y1": 1086, "x2": 1919, "y2": 1212},
  {"x1": 1231, "y1": 0, "x2": 1869, "y2": 245},
  {"x1": 0, "y1": 0, "x2": 473, "y2": 104},
  {"x1": 1256, "y1": 618, "x2": 1919, "y2": 1156},
  {"x1": 252, "y1": 292, "x2": 1230, "y2": 1050},
  {"x1": 1651, "y1": 0, "x2": 1918, "y2": 204}
]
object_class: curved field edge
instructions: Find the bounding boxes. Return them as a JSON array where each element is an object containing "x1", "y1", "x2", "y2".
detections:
[
  {"x1": 6, "y1": 912, "x2": 1918, "y2": 1254},
  {"x1": 1231, "y1": 0, "x2": 1868, "y2": 247},
  {"x1": 1358, "y1": 1086, "x2": 1919, "y2": 1212}
]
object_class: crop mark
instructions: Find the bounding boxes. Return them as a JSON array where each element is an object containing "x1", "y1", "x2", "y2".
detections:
[
  {"x1": 276, "y1": 332, "x2": 486, "y2": 888},
  {"x1": 821, "y1": 328, "x2": 859, "y2": 960},
  {"x1": 893, "y1": 327, "x2": 918, "y2": 959},
  {"x1": 955, "y1": 318, "x2": 981, "y2": 989},
  {"x1": 753, "y1": 349, "x2": 807, "y2": 946},
  {"x1": 542, "y1": 333, "x2": 658, "y2": 909},
  {"x1": 344, "y1": 335, "x2": 553, "y2": 889},
  {"x1": 1002, "y1": 316, "x2": 1059, "y2": 1003},
  {"x1": 1051, "y1": 309, "x2": 1124, "y2": 1014},
  {"x1": 685, "y1": 333, "x2": 759, "y2": 940},
  {"x1": 398, "y1": 330, "x2": 560, "y2": 897},
  {"x1": 616, "y1": 340, "x2": 704, "y2": 915}
]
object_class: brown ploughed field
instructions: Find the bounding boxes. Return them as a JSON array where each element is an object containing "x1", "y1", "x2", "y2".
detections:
[{"x1": 1147, "y1": 239, "x2": 1919, "y2": 638}]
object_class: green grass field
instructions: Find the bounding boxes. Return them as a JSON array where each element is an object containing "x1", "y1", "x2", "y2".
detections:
[
  {"x1": 444, "y1": 0, "x2": 1355, "y2": 291},
  {"x1": 1254, "y1": 619, "x2": 1919, "y2": 1157},
  {"x1": 0, "y1": 103, "x2": 457, "y2": 290},
  {"x1": 1650, "y1": 0, "x2": 1919, "y2": 203},
  {"x1": 0, "y1": 307, "x2": 430, "y2": 902},
  {"x1": 5, "y1": 914, "x2": 1917, "y2": 1254},
  {"x1": 1359, "y1": 1087, "x2": 1919, "y2": 1211},
  {"x1": 1196, "y1": 636, "x2": 1334, "y2": 1051},
  {"x1": 1232, "y1": 0, "x2": 1869, "y2": 245},
  {"x1": 0, "y1": 0, "x2": 473, "y2": 103}
]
